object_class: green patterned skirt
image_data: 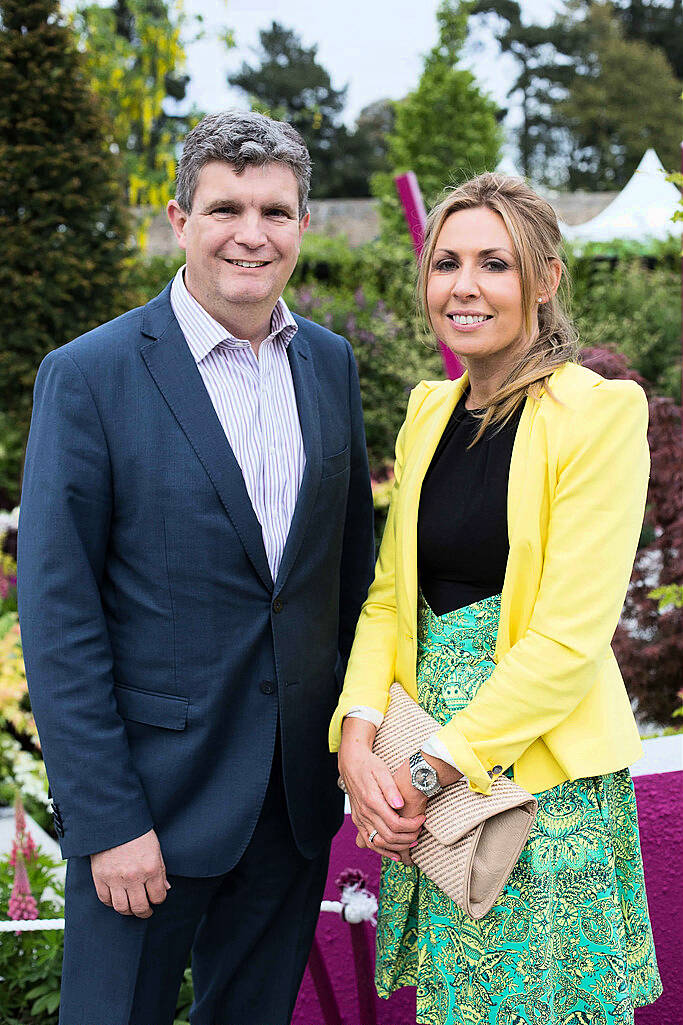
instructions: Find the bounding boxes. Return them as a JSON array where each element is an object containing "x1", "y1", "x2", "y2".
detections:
[{"x1": 375, "y1": 592, "x2": 662, "y2": 1025}]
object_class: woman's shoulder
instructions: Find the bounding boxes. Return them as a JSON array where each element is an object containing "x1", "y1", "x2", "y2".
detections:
[
  {"x1": 405, "y1": 377, "x2": 462, "y2": 422},
  {"x1": 543, "y1": 362, "x2": 648, "y2": 420}
]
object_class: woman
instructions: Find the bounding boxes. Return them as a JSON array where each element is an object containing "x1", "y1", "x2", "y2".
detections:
[{"x1": 329, "y1": 173, "x2": 662, "y2": 1025}]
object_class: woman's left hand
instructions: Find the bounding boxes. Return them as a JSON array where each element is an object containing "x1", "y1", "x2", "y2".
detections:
[{"x1": 353, "y1": 758, "x2": 427, "y2": 864}]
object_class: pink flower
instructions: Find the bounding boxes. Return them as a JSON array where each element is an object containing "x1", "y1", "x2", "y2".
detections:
[
  {"x1": 9, "y1": 794, "x2": 37, "y2": 866},
  {"x1": 8, "y1": 854, "x2": 38, "y2": 934}
]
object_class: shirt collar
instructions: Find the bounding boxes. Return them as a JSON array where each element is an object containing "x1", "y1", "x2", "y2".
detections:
[{"x1": 170, "y1": 265, "x2": 298, "y2": 365}]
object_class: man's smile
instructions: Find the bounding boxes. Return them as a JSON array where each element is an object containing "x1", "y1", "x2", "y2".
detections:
[{"x1": 225, "y1": 258, "x2": 272, "y2": 268}]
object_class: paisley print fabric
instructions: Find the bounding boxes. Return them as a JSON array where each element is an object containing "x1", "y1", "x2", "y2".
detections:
[{"x1": 374, "y1": 593, "x2": 662, "y2": 1025}]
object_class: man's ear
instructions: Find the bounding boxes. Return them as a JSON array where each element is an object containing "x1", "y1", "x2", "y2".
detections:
[
  {"x1": 167, "y1": 200, "x2": 189, "y2": 250},
  {"x1": 299, "y1": 210, "x2": 310, "y2": 239}
]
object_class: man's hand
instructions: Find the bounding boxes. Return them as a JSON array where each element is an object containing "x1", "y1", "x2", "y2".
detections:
[{"x1": 90, "y1": 829, "x2": 170, "y2": 919}]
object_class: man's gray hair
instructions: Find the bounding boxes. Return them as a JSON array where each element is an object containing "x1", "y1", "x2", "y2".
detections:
[{"x1": 175, "y1": 110, "x2": 312, "y2": 217}]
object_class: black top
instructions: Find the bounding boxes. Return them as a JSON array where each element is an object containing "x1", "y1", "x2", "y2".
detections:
[{"x1": 417, "y1": 392, "x2": 524, "y2": 616}]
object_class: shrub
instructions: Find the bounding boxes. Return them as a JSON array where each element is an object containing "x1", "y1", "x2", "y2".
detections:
[
  {"x1": 569, "y1": 241, "x2": 681, "y2": 403},
  {"x1": 287, "y1": 284, "x2": 442, "y2": 477},
  {"x1": 582, "y1": 347, "x2": 683, "y2": 726}
]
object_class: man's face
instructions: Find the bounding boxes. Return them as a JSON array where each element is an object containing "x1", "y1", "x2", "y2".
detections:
[{"x1": 167, "y1": 160, "x2": 309, "y2": 331}]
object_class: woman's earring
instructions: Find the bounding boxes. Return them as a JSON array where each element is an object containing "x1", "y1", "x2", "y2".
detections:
[{"x1": 537, "y1": 298, "x2": 543, "y2": 304}]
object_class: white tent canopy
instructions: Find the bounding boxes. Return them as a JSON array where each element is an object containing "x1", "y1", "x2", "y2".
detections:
[{"x1": 561, "y1": 149, "x2": 680, "y2": 245}]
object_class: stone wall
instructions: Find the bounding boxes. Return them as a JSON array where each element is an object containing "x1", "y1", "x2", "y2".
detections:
[{"x1": 135, "y1": 191, "x2": 618, "y2": 257}]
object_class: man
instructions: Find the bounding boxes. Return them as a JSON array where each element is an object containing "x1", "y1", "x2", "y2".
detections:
[{"x1": 17, "y1": 111, "x2": 374, "y2": 1025}]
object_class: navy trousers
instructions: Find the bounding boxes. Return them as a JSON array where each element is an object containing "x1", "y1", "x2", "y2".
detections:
[{"x1": 59, "y1": 745, "x2": 330, "y2": 1025}]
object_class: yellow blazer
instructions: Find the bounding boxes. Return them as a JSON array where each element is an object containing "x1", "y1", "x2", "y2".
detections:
[{"x1": 329, "y1": 362, "x2": 649, "y2": 796}]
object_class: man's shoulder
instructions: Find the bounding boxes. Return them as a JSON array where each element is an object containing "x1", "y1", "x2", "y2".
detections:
[
  {"x1": 291, "y1": 312, "x2": 351, "y2": 357},
  {"x1": 49, "y1": 285, "x2": 173, "y2": 372}
]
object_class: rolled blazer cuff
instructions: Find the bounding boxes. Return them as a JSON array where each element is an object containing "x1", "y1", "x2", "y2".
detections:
[{"x1": 433, "y1": 720, "x2": 494, "y2": 795}]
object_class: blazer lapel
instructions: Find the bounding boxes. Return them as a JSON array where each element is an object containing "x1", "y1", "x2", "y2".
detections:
[
  {"x1": 139, "y1": 288, "x2": 273, "y2": 592},
  {"x1": 274, "y1": 326, "x2": 322, "y2": 592},
  {"x1": 398, "y1": 375, "x2": 468, "y2": 639}
]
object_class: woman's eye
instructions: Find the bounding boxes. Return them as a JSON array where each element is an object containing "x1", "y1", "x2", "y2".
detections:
[
  {"x1": 485, "y1": 260, "x2": 508, "y2": 271},
  {"x1": 434, "y1": 259, "x2": 457, "y2": 271}
]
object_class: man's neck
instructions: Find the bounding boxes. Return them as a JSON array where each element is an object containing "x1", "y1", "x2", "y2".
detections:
[{"x1": 183, "y1": 271, "x2": 275, "y2": 356}]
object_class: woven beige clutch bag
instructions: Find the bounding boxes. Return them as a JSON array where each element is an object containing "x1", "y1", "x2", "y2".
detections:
[{"x1": 343, "y1": 683, "x2": 538, "y2": 920}]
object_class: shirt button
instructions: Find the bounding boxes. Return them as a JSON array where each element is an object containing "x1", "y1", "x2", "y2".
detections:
[
  {"x1": 272, "y1": 598, "x2": 283, "y2": 613},
  {"x1": 260, "y1": 681, "x2": 274, "y2": 695},
  {"x1": 488, "y1": 765, "x2": 503, "y2": 777}
]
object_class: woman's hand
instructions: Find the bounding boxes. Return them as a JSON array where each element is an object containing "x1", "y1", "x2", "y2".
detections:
[
  {"x1": 391, "y1": 754, "x2": 463, "y2": 865},
  {"x1": 339, "y1": 717, "x2": 426, "y2": 860}
]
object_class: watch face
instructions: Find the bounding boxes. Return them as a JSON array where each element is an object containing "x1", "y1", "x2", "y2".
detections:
[{"x1": 415, "y1": 766, "x2": 436, "y2": 788}]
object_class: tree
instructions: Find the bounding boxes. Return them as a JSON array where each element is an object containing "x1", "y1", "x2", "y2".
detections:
[
  {"x1": 612, "y1": 0, "x2": 683, "y2": 78},
  {"x1": 0, "y1": 0, "x2": 133, "y2": 496},
  {"x1": 73, "y1": 0, "x2": 199, "y2": 211},
  {"x1": 229, "y1": 21, "x2": 355, "y2": 198},
  {"x1": 471, "y1": 0, "x2": 683, "y2": 187},
  {"x1": 373, "y1": 0, "x2": 502, "y2": 241},
  {"x1": 556, "y1": 2, "x2": 683, "y2": 189}
]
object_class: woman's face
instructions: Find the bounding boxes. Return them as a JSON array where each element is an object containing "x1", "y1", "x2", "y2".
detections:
[{"x1": 426, "y1": 206, "x2": 527, "y2": 366}]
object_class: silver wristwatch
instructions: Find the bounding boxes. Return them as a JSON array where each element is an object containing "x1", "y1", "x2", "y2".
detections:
[{"x1": 409, "y1": 751, "x2": 443, "y2": 798}]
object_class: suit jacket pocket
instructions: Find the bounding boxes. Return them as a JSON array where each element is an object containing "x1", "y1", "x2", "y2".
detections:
[
  {"x1": 114, "y1": 683, "x2": 189, "y2": 730},
  {"x1": 321, "y1": 446, "x2": 350, "y2": 478}
]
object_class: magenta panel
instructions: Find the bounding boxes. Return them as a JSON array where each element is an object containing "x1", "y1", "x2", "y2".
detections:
[{"x1": 293, "y1": 771, "x2": 681, "y2": 1025}]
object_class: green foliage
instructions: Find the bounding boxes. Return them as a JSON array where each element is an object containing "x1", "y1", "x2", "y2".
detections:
[
  {"x1": 373, "y1": 0, "x2": 501, "y2": 241},
  {"x1": 229, "y1": 21, "x2": 384, "y2": 198},
  {"x1": 471, "y1": 0, "x2": 683, "y2": 187},
  {"x1": 568, "y1": 248, "x2": 682, "y2": 402},
  {"x1": 73, "y1": 0, "x2": 202, "y2": 216},
  {"x1": 0, "y1": 850, "x2": 64, "y2": 1024},
  {"x1": 0, "y1": 732, "x2": 51, "y2": 833},
  {"x1": 649, "y1": 584, "x2": 683, "y2": 611},
  {"x1": 287, "y1": 282, "x2": 442, "y2": 477},
  {"x1": 0, "y1": 413, "x2": 23, "y2": 510},
  {"x1": 612, "y1": 0, "x2": 683, "y2": 79},
  {"x1": 173, "y1": 966, "x2": 194, "y2": 1023},
  {"x1": 0, "y1": 0, "x2": 134, "y2": 493},
  {"x1": 556, "y1": 2, "x2": 683, "y2": 190}
]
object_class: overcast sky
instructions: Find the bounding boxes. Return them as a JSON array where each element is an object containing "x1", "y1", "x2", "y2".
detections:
[{"x1": 180, "y1": 0, "x2": 563, "y2": 143}]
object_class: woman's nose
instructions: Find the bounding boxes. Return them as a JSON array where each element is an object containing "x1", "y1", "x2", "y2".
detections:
[{"x1": 451, "y1": 269, "x2": 479, "y2": 299}]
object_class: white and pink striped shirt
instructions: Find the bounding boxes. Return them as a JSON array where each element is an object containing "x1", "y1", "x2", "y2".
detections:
[{"x1": 170, "y1": 266, "x2": 305, "y2": 581}]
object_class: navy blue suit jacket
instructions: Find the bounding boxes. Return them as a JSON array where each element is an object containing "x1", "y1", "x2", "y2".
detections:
[{"x1": 17, "y1": 284, "x2": 374, "y2": 874}]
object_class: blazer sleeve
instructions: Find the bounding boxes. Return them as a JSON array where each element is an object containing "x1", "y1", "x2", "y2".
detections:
[
  {"x1": 336, "y1": 340, "x2": 376, "y2": 670},
  {"x1": 329, "y1": 382, "x2": 428, "y2": 751},
  {"x1": 433, "y1": 378, "x2": 650, "y2": 794},
  {"x1": 17, "y1": 349, "x2": 154, "y2": 858}
]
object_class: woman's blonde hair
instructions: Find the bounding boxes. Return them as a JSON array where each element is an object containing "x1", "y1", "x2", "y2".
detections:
[{"x1": 418, "y1": 172, "x2": 580, "y2": 443}]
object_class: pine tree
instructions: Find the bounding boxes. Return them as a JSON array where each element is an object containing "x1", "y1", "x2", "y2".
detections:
[
  {"x1": 372, "y1": 0, "x2": 502, "y2": 243},
  {"x1": 0, "y1": 0, "x2": 133, "y2": 490},
  {"x1": 229, "y1": 21, "x2": 351, "y2": 198}
]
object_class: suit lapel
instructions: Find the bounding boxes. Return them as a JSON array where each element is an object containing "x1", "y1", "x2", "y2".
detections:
[
  {"x1": 139, "y1": 288, "x2": 273, "y2": 592},
  {"x1": 274, "y1": 325, "x2": 322, "y2": 592}
]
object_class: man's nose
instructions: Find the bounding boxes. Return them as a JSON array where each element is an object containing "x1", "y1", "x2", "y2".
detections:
[{"x1": 233, "y1": 214, "x2": 267, "y2": 248}]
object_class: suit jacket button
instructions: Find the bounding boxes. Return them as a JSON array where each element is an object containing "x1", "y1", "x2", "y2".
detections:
[
  {"x1": 260, "y1": 681, "x2": 274, "y2": 695},
  {"x1": 272, "y1": 598, "x2": 283, "y2": 613}
]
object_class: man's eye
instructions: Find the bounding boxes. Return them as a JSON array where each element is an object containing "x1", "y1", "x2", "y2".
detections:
[
  {"x1": 213, "y1": 207, "x2": 236, "y2": 215},
  {"x1": 267, "y1": 209, "x2": 289, "y2": 217}
]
